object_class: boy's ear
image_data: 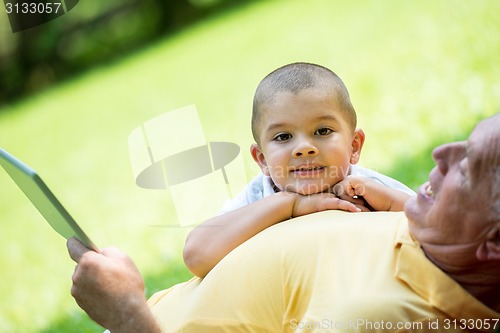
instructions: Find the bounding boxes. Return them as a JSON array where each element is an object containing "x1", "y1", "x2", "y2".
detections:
[
  {"x1": 476, "y1": 224, "x2": 500, "y2": 261},
  {"x1": 250, "y1": 144, "x2": 270, "y2": 176},
  {"x1": 349, "y1": 128, "x2": 365, "y2": 164}
]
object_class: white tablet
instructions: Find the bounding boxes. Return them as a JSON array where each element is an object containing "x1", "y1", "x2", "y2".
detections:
[{"x1": 0, "y1": 148, "x2": 98, "y2": 251}]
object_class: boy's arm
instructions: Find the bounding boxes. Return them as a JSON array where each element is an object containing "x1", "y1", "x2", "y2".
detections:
[
  {"x1": 333, "y1": 175, "x2": 411, "y2": 212},
  {"x1": 183, "y1": 192, "x2": 360, "y2": 278}
]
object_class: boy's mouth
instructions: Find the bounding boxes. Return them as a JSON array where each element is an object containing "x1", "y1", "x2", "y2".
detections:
[{"x1": 290, "y1": 165, "x2": 325, "y2": 176}]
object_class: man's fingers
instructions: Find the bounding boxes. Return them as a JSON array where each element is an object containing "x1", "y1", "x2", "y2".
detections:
[
  {"x1": 67, "y1": 237, "x2": 92, "y2": 263},
  {"x1": 100, "y1": 246, "x2": 128, "y2": 259}
]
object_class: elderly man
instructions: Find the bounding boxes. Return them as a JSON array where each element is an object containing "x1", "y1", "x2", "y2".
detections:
[{"x1": 68, "y1": 114, "x2": 500, "y2": 332}]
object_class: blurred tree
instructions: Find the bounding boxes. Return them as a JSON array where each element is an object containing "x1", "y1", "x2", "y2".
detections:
[{"x1": 0, "y1": 0, "x2": 252, "y2": 106}]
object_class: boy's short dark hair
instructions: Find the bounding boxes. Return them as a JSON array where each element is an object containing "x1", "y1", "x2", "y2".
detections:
[{"x1": 252, "y1": 62, "x2": 357, "y2": 143}]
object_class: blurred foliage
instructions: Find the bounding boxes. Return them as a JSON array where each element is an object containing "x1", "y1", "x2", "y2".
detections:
[
  {"x1": 0, "y1": 0, "x2": 498, "y2": 332},
  {"x1": 386, "y1": 118, "x2": 481, "y2": 192},
  {"x1": 0, "y1": 0, "x2": 252, "y2": 105}
]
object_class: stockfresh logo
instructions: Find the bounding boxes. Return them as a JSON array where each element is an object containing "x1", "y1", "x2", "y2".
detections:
[
  {"x1": 128, "y1": 105, "x2": 246, "y2": 228},
  {"x1": 3, "y1": 0, "x2": 79, "y2": 32}
]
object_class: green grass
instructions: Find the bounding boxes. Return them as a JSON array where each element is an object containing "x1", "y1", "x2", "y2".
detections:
[{"x1": 0, "y1": 0, "x2": 499, "y2": 332}]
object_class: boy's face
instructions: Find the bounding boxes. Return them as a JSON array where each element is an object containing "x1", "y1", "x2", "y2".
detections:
[{"x1": 251, "y1": 88, "x2": 364, "y2": 195}]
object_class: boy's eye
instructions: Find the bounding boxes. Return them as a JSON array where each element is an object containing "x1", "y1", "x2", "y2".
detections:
[
  {"x1": 315, "y1": 128, "x2": 333, "y2": 136},
  {"x1": 273, "y1": 133, "x2": 292, "y2": 141}
]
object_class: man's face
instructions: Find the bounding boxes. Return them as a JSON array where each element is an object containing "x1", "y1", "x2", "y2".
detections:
[
  {"x1": 251, "y1": 88, "x2": 363, "y2": 195},
  {"x1": 405, "y1": 114, "x2": 500, "y2": 261}
]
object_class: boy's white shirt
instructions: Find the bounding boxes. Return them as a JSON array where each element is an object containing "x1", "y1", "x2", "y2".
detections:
[{"x1": 219, "y1": 164, "x2": 415, "y2": 214}]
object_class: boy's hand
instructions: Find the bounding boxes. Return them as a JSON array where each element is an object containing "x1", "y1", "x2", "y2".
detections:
[
  {"x1": 332, "y1": 176, "x2": 370, "y2": 198},
  {"x1": 291, "y1": 192, "x2": 363, "y2": 217},
  {"x1": 332, "y1": 176, "x2": 410, "y2": 212}
]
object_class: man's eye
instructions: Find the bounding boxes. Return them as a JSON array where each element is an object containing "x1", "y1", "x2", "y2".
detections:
[
  {"x1": 274, "y1": 133, "x2": 292, "y2": 141},
  {"x1": 315, "y1": 128, "x2": 333, "y2": 136}
]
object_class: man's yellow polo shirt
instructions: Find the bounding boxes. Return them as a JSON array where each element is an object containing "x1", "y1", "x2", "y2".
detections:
[{"x1": 148, "y1": 211, "x2": 500, "y2": 332}]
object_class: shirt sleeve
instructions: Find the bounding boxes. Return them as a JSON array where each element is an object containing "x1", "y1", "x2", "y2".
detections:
[{"x1": 217, "y1": 173, "x2": 276, "y2": 214}]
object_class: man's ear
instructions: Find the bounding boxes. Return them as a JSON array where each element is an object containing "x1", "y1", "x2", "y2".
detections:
[
  {"x1": 476, "y1": 225, "x2": 500, "y2": 261},
  {"x1": 250, "y1": 144, "x2": 270, "y2": 176},
  {"x1": 349, "y1": 128, "x2": 366, "y2": 164}
]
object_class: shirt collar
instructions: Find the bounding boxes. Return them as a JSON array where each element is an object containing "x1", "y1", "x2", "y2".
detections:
[{"x1": 394, "y1": 220, "x2": 500, "y2": 324}]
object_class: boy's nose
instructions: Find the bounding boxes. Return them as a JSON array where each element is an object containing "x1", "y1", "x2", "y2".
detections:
[{"x1": 293, "y1": 141, "x2": 318, "y2": 157}]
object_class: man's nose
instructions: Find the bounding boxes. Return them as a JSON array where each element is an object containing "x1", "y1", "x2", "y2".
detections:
[
  {"x1": 432, "y1": 142, "x2": 466, "y2": 175},
  {"x1": 293, "y1": 139, "x2": 318, "y2": 157}
]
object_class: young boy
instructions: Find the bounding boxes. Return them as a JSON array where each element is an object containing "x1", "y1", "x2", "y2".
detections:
[{"x1": 183, "y1": 63, "x2": 414, "y2": 277}]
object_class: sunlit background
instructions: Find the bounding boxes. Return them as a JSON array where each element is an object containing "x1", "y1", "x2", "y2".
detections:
[{"x1": 0, "y1": 0, "x2": 499, "y2": 332}]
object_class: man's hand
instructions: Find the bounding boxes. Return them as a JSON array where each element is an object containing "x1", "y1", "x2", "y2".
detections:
[
  {"x1": 67, "y1": 238, "x2": 161, "y2": 333},
  {"x1": 291, "y1": 192, "x2": 364, "y2": 217}
]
